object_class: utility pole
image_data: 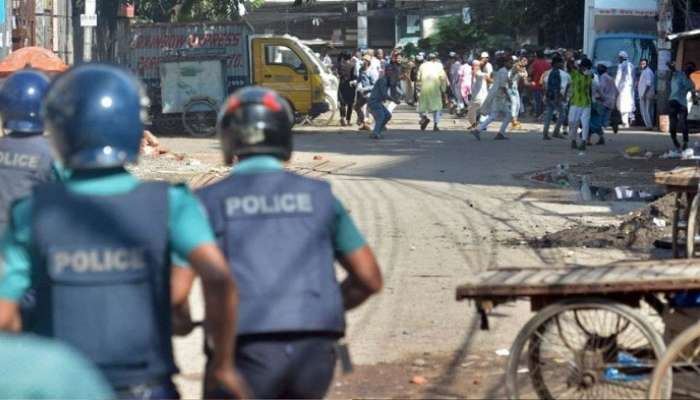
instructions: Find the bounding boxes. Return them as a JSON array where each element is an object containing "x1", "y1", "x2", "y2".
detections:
[
  {"x1": 657, "y1": 0, "x2": 674, "y2": 128},
  {"x1": 0, "y1": 0, "x2": 10, "y2": 58},
  {"x1": 81, "y1": 0, "x2": 97, "y2": 61},
  {"x1": 357, "y1": 0, "x2": 368, "y2": 49}
]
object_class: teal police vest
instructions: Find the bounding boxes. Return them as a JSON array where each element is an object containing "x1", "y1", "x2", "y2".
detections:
[
  {"x1": 0, "y1": 135, "x2": 53, "y2": 232},
  {"x1": 197, "y1": 171, "x2": 346, "y2": 335},
  {"x1": 29, "y1": 182, "x2": 177, "y2": 388}
]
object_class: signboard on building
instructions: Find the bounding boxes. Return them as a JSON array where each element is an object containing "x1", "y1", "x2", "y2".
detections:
[{"x1": 80, "y1": 14, "x2": 97, "y2": 27}]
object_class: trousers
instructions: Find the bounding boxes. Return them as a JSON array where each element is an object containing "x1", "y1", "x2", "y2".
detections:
[
  {"x1": 543, "y1": 99, "x2": 565, "y2": 136},
  {"x1": 669, "y1": 99, "x2": 689, "y2": 146},
  {"x1": 568, "y1": 105, "x2": 591, "y2": 141},
  {"x1": 115, "y1": 379, "x2": 179, "y2": 400},
  {"x1": 234, "y1": 334, "x2": 337, "y2": 399},
  {"x1": 478, "y1": 109, "x2": 510, "y2": 136},
  {"x1": 640, "y1": 95, "x2": 655, "y2": 128},
  {"x1": 369, "y1": 102, "x2": 391, "y2": 136}
]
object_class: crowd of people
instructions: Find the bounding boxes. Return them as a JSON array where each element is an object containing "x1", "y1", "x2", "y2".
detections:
[{"x1": 329, "y1": 45, "x2": 699, "y2": 152}]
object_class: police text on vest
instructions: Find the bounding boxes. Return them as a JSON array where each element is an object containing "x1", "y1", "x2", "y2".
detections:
[
  {"x1": 0, "y1": 151, "x2": 39, "y2": 169},
  {"x1": 226, "y1": 193, "x2": 313, "y2": 217},
  {"x1": 51, "y1": 249, "x2": 146, "y2": 274}
]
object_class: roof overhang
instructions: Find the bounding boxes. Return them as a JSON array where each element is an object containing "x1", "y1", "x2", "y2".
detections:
[{"x1": 669, "y1": 29, "x2": 700, "y2": 41}]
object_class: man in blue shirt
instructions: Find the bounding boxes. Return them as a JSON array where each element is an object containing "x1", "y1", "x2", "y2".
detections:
[
  {"x1": 367, "y1": 74, "x2": 394, "y2": 139},
  {"x1": 668, "y1": 61, "x2": 697, "y2": 150},
  {"x1": 0, "y1": 64, "x2": 246, "y2": 398},
  {"x1": 195, "y1": 86, "x2": 383, "y2": 398}
]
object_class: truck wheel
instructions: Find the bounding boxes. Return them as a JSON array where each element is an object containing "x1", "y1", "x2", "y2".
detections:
[
  {"x1": 182, "y1": 97, "x2": 218, "y2": 138},
  {"x1": 311, "y1": 93, "x2": 337, "y2": 127}
]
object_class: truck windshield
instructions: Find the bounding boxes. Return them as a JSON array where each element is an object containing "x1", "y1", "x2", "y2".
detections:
[
  {"x1": 299, "y1": 43, "x2": 330, "y2": 74},
  {"x1": 593, "y1": 37, "x2": 657, "y2": 73}
]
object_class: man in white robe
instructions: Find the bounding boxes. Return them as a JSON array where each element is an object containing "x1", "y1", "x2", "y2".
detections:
[{"x1": 615, "y1": 51, "x2": 635, "y2": 128}]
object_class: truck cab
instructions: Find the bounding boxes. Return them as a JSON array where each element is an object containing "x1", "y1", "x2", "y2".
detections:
[
  {"x1": 250, "y1": 35, "x2": 338, "y2": 118},
  {"x1": 592, "y1": 34, "x2": 657, "y2": 76},
  {"x1": 584, "y1": 0, "x2": 658, "y2": 75}
]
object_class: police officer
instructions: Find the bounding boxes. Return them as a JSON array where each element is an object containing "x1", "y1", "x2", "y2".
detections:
[
  {"x1": 0, "y1": 70, "x2": 58, "y2": 235},
  {"x1": 196, "y1": 86, "x2": 383, "y2": 398},
  {"x1": 0, "y1": 64, "x2": 246, "y2": 398}
]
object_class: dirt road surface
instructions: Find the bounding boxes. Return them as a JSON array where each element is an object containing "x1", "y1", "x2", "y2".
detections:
[{"x1": 133, "y1": 108, "x2": 675, "y2": 398}]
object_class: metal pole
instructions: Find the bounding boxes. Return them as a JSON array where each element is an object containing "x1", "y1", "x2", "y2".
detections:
[
  {"x1": 0, "y1": 0, "x2": 9, "y2": 58},
  {"x1": 53, "y1": 0, "x2": 59, "y2": 53},
  {"x1": 83, "y1": 0, "x2": 94, "y2": 61},
  {"x1": 657, "y1": 0, "x2": 674, "y2": 128},
  {"x1": 357, "y1": 0, "x2": 367, "y2": 49}
]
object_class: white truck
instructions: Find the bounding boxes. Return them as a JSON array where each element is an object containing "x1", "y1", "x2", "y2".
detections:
[{"x1": 583, "y1": 0, "x2": 658, "y2": 74}]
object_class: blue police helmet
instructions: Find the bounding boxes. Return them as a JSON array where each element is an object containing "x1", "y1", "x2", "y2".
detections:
[
  {"x1": 43, "y1": 64, "x2": 149, "y2": 170},
  {"x1": 0, "y1": 69, "x2": 51, "y2": 134}
]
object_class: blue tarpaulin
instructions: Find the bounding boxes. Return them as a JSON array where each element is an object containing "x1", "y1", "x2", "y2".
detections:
[{"x1": 0, "y1": 0, "x2": 5, "y2": 24}]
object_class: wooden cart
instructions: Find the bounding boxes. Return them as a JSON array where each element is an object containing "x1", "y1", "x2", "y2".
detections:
[
  {"x1": 455, "y1": 260, "x2": 700, "y2": 399},
  {"x1": 655, "y1": 167, "x2": 700, "y2": 258}
]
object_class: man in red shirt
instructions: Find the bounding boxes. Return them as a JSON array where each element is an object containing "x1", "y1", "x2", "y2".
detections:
[{"x1": 529, "y1": 50, "x2": 551, "y2": 118}]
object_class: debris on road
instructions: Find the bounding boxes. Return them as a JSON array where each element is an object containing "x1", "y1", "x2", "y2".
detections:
[
  {"x1": 412, "y1": 358, "x2": 427, "y2": 367},
  {"x1": 522, "y1": 193, "x2": 675, "y2": 250},
  {"x1": 410, "y1": 375, "x2": 428, "y2": 385},
  {"x1": 494, "y1": 349, "x2": 510, "y2": 357},
  {"x1": 623, "y1": 146, "x2": 642, "y2": 157},
  {"x1": 653, "y1": 218, "x2": 667, "y2": 228},
  {"x1": 140, "y1": 130, "x2": 170, "y2": 157}
]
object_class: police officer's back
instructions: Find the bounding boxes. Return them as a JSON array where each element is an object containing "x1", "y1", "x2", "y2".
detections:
[
  {"x1": 0, "y1": 64, "x2": 246, "y2": 398},
  {"x1": 197, "y1": 87, "x2": 383, "y2": 398},
  {"x1": 0, "y1": 70, "x2": 56, "y2": 234}
]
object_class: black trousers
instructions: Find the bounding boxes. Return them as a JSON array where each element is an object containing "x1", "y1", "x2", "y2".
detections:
[
  {"x1": 338, "y1": 82, "x2": 356, "y2": 122},
  {"x1": 205, "y1": 333, "x2": 338, "y2": 399},
  {"x1": 354, "y1": 95, "x2": 368, "y2": 124},
  {"x1": 669, "y1": 100, "x2": 689, "y2": 146}
]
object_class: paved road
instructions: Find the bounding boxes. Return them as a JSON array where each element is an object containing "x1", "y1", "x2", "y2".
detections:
[{"x1": 158, "y1": 109, "x2": 672, "y2": 397}]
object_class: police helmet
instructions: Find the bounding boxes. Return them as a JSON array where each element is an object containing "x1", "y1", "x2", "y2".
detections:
[
  {"x1": 43, "y1": 64, "x2": 148, "y2": 170},
  {"x1": 218, "y1": 86, "x2": 294, "y2": 165},
  {"x1": 0, "y1": 69, "x2": 50, "y2": 134}
]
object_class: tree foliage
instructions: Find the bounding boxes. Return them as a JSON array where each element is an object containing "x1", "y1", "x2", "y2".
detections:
[
  {"x1": 421, "y1": 0, "x2": 585, "y2": 53},
  {"x1": 418, "y1": 16, "x2": 487, "y2": 54},
  {"x1": 468, "y1": 0, "x2": 585, "y2": 48},
  {"x1": 134, "y1": 0, "x2": 264, "y2": 23}
]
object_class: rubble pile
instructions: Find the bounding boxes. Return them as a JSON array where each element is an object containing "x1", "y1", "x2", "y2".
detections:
[
  {"x1": 140, "y1": 130, "x2": 172, "y2": 157},
  {"x1": 527, "y1": 193, "x2": 676, "y2": 250}
]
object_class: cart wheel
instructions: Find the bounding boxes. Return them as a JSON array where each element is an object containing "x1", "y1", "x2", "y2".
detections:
[
  {"x1": 182, "y1": 97, "x2": 218, "y2": 138},
  {"x1": 310, "y1": 93, "x2": 337, "y2": 127},
  {"x1": 506, "y1": 298, "x2": 667, "y2": 400},
  {"x1": 688, "y1": 194, "x2": 700, "y2": 258},
  {"x1": 649, "y1": 321, "x2": 700, "y2": 399}
]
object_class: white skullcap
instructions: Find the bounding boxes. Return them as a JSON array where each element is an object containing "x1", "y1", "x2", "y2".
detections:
[
  {"x1": 480, "y1": 51, "x2": 489, "y2": 58},
  {"x1": 618, "y1": 51, "x2": 628, "y2": 59}
]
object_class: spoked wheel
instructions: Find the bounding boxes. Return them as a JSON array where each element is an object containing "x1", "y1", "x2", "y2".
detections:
[
  {"x1": 310, "y1": 93, "x2": 337, "y2": 127},
  {"x1": 649, "y1": 321, "x2": 700, "y2": 399},
  {"x1": 506, "y1": 298, "x2": 668, "y2": 399},
  {"x1": 182, "y1": 97, "x2": 218, "y2": 138},
  {"x1": 687, "y1": 194, "x2": 700, "y2": 258}
]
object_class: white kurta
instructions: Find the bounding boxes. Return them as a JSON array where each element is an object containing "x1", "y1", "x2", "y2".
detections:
[{"x1": 615, "y1": 61, "x2": 635, "y2": 113}]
